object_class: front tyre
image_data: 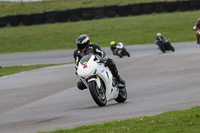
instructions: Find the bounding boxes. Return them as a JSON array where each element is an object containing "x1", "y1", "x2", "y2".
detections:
[
  {"x1": 88, "y1": 81, "x2": 107, "y2": 106},
  {"x1": 198, "y1": 38, "x2": 200, "y2": 45},
  {"x1": 159, "y1": 44, "x2": 165, "y2": 53},
  {"x1": 122, "y1": 50, "x2": 130, "y2": 57},
  {"x1": 170, "y1": 45, "x2": 175, "y2": 52},
  {"x1": 126, "y1": 51, "x2": 131, "y2": 57},
  {"x1": 115, "y1": 88, "x2": 127, "y2": 103}
]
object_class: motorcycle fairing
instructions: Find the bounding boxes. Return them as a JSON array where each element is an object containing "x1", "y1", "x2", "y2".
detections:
[{"x1": 77, "y1": 54, "x2": 119, "y2": 101}]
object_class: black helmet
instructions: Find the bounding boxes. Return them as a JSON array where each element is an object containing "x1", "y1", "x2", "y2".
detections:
[{"x1": 76, "y1": 34, "x2": 90, "y2": 49}]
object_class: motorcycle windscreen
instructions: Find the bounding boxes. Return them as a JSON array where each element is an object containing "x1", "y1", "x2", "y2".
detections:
[
  {"x1": 77, "y1": 54, "x2": 98, "y2": 77},
  {"x1": 79, "y1": 54, "x2": 92, "y2": 65}
]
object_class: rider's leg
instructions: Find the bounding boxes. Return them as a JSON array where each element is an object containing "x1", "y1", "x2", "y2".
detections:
[{"x1": 105, "y1": 58, "x2": 125, "y2": 85}]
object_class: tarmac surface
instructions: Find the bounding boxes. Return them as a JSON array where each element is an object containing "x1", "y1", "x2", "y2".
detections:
[{"x1": 0, "y1": 42, "x2": 200, "y2": 133}]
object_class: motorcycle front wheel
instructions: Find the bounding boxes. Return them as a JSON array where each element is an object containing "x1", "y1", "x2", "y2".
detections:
[
  {"x1": 170, "y1": 45, "x2": 175, "y2": 52},
  {"x1": 125, "y1": 51, "x2": 130, "y2": 57},
  {"x1": 160, "y1": 45, "x2": 166, "y2": 53},
  {"x1": 198, "y1": 38, "x2": 200, "y2": 45},
  {"x1": 88, "y1": 80, "x2": 107, "y2": 106}
]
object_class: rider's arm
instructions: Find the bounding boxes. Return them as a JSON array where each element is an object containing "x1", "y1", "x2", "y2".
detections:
[
  {"x1": 73, "y1": 50, "x2": 80, "y2": 69},
  {"x1": 93, "y1": 44, "x2": 106, "y2": 58},
  {"x1": 193, "y1": 24, "x2": 197, "y2": 30},
  {"x1": 155, "y1": 40, "x2": 159, "y2": 45},
  {"x1": 193, "y1": 25, "x2": 197, "y2": 30},
  {"x1": 110, "y1": 45, "x2": 114, "y2": 51}
]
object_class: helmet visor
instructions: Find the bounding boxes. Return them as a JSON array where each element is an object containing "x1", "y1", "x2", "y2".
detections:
[{"x1": 77, "y1": 43, "x2": 87, "y2": 49}]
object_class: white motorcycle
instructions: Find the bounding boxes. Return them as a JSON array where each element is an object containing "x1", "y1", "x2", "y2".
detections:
[{"x1": 76, "y1": 53, "x2": 127, "y2": 106}]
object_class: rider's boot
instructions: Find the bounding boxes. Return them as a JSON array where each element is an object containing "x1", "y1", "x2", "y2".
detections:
[
  {"x1": 105, "y1": 58, "x2": 126, "y2": 85},
  {"x1": 115, "y1": 74, "x2": 126, "y2": 85}
]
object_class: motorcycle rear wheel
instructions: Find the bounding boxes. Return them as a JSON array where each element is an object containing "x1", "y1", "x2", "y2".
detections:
[{"x1": 88, "y1": 80, "x2": 107, "y2": 106}]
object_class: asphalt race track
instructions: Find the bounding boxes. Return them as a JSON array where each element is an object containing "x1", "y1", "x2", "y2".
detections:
[{"x1": 0, "y1": 42, "x2": 200, "y2": 133}]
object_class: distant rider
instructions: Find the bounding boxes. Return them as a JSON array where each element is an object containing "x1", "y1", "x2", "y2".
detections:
[
  {"x1": 110, "y1": 41, "x2": 118, "y2": 55},
  {"x1": 110, "y1": 41, "x2": 125, "y2": 55},
  {"x1": 73, "y1": 34, "x2": 125, "y2": 90},
  {"x1": 193, "y1": 18, "x2": 200, "y2": 44},
  {"x1": 155, "y1": 33, "x2": 170, "y2": 47}
]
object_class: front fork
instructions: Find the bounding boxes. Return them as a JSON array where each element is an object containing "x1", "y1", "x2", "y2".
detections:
[{"x1": 87, "y1": 75, "x2": 101, "y2": 88}]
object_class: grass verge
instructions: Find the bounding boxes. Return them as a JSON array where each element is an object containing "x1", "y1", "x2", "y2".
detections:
[
  {"x1": 0, "y1": 63, "x2": 69, "y2": 77},
  {"x1": 39, "y1": 106, "x2": 200, "y2": 133},
  {"x1": 0, "y1": 10, "x2": 199, "y2": 54},
  {"x1": 0, "y1": 0, "x2": 175, "y2": 17}
]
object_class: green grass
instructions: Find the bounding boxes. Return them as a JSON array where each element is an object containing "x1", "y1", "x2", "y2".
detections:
[
  {"x1": 0, "y1": 10, "x2": 198, "y2": 54},
  {"x1": 0, "y1": 63, "x2": 68, "y2": 77},
  {"x1": 39, "y1": 106, "x2": 200, "y2": 133},
  {"x1": 0, "y1": 0, "x2": 175, "y2": 17}
]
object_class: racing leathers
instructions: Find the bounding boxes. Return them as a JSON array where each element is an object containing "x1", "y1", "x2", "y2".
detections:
[
  {"x1": 155, "y1": 36, "x2": 164, "y2": 47},
  {"x1": 110, "y1": 43, "x2": 118, "y2": 55},
  {"x1": 193, "y1": 23, "x2": 200, "y2": 44}
]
